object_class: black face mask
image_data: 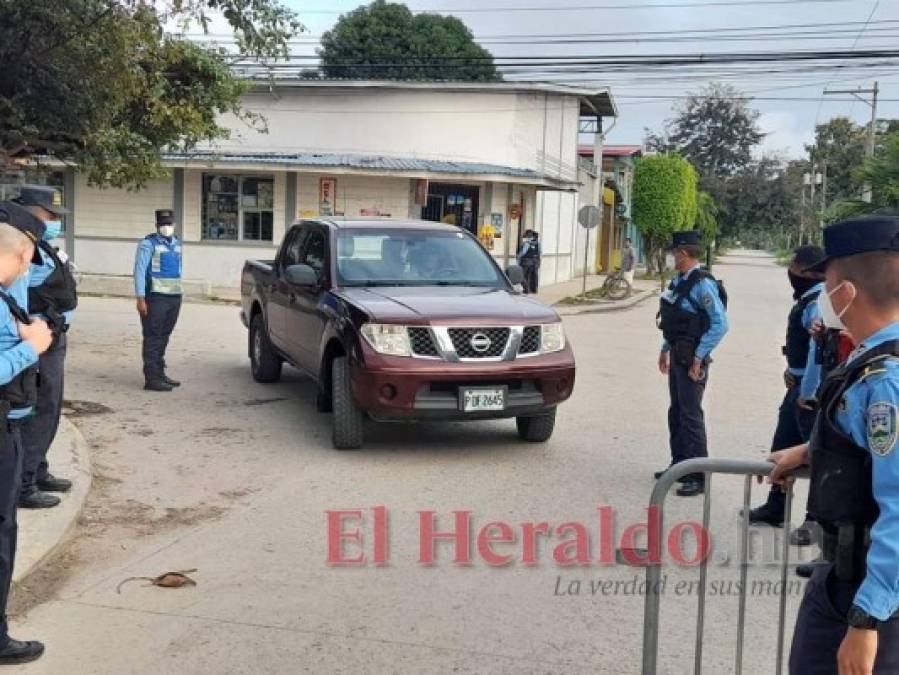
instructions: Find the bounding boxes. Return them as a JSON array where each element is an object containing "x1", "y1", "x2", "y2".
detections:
[{"x1": 789, "y1": 271, "x2": 818, "y2": 299}]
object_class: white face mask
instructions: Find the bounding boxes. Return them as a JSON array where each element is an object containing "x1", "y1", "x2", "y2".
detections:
[
  {"x1": 818, "y1": 280, "x2": 855, "y2": 330},
  {"x1": 158, "y1": 225, "x2": 175, "y2": 238}
]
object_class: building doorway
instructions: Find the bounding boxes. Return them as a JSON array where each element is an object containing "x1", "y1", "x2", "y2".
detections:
[{"x1": 421, "y1": 183, "x2": 480, "y2": 235}]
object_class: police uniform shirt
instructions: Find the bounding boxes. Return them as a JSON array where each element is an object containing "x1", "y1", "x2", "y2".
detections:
[
  {"x1": 0, "y1": 275, "x2": 38, "y2": 420},
  {"x1": 133, "y1": 234, "x2": 182, "y2": 297},
  {"x1": 29, "y1": 246, "x2": 73, "y2": 326},
  {"x1": 835, "y1": 320, "x2": 899, "y2": 621},
  {"x1": 797, "y1": 281, "x2": 825, "y2": 400},
  {"x1": 660, "y1": 263, "x2": 729, "y2": 360}
]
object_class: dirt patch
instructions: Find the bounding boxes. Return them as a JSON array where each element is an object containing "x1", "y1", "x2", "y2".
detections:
[
  {"x1": 192, "y1": 427, "x2": 242, "y2": 439},
  {"x1": 243, "y1": 397, "x2": 287, "y2": 406},
  {"x1": 62, "y1": 400, "x2": 114, "y2": 418},
  {"x1": 9, "y1": 540, "x2": 79, "y2": 618}
]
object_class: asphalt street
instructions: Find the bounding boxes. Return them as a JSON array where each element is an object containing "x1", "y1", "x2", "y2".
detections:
[{"x1": 8, "y1": 251, "x2": 816, "y2": 674}]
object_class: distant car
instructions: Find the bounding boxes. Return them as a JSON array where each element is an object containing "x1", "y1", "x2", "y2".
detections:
[{"x1": 240, "y1": 218, "x2": 576, "y2": 449}]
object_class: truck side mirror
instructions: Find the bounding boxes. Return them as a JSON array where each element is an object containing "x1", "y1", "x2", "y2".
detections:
[
  {"x1": 505, "y1": 265, "x2": 525, "y2": 286},
  {"x1": 284, "y1": 263, "x2": 319, "y2": 287}
]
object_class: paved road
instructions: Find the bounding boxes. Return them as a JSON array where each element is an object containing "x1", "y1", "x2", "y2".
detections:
[{"x1": 10, "y1": 252, "x2": 816, "y2": 674}]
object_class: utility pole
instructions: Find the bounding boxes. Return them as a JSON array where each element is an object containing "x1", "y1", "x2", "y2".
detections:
[{"x1": 823, "y1": 82, "x2": 879, "y2": 202}]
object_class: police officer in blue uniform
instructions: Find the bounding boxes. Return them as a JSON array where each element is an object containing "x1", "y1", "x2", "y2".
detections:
[
  {"x1": 0, "y1": 207, "x2": 54, "y2": 664},
  {"x1": 769, "y1": 215, "x2": 899, "y2": 674},
  {"x1": 748, "y1": 246, "x2": 825, "y2": 529},
  {"x1": 656, "y1": 230, "x2": 729, "y2": 497},
  {"x1": 134, "y1": 210, "x2": 183, "y2": 391},
  {"x1": 10, "y1": 186, "x2": 78, "y2": 510}
]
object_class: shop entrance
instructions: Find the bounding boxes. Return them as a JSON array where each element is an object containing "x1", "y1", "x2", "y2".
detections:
[{"x1": 421, "y1": 183, "x2": 480, "y2": 234}]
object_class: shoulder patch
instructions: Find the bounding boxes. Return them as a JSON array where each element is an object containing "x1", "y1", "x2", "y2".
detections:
[{"x1": 867, "y1": 402, "x2": 898, "y2": 457}]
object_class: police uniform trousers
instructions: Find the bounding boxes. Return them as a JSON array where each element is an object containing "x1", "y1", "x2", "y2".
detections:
[
  {"x1": 141, "y1": 293, "x2": 182, "y2": 379},
  {"x1": 521, "y1": 260, "x2": 539, "y2": 295},
  {"x1": 0, "y1": 423, "x2": 23, "y2": 646},
  {"x1": 19, "y1": 333, "x2": 66, "y2": 494},
  {"x1": 668, "y1": 359, "x2": 709, "y2": 465},
  {"x1": 790, "y1": 565, "x2": 899, "y2": 674},
  {"x1": 764, "y1": 381, "x2": 818, "y2": 513}
]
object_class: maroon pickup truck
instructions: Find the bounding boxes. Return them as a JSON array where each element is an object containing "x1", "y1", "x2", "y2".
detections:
[{"x1": 240, "y1": 218, "x2": 575, "y2": 449}]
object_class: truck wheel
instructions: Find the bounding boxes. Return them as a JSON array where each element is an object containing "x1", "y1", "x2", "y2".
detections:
[
  {"x1": 250, "y1": 314, "x2": 282, "y2": 383},
  {"x1": 332, "y1": 356, "x2": 364, "y2": 450},
  {"x1": 516, "y1": 409, "x2": 557, "y2": 442}
]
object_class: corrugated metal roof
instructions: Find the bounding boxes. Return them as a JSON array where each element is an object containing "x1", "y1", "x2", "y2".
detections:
[{"x1": 163, "y1": 151, "x2": 545, "y2": 179}]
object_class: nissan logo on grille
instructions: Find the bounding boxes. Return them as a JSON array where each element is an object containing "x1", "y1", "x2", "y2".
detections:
[{"x1": 469, "y1": 332, "x2": 492, "y2": 353}]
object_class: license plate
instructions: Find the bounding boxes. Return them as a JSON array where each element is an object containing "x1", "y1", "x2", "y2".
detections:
[{"x1": 461, "y1": 388, "x2": 506, "y2": 412}]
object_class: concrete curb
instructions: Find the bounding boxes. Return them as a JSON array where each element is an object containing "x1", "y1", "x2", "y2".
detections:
[
  {"x1": 553, "y1": 288, "x2": 659, "y2": 316},
  {"x1": 13, "y1": 417, "x2": 92, "y2": 584}
]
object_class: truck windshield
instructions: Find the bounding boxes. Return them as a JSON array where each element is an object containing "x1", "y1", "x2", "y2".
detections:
[{"x1": 336, "y1": 229, "x2": 507, "y2": 288}]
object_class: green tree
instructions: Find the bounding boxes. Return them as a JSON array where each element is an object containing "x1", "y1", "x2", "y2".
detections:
[
  {"x1": 0, "y1": 0, "x2": 301, "y2": 188},
  {"x1": 832, "y1": 130, "x2": 899, "y2": 218},
  {"x1": 805, "y1": 117, "x2": 866, "y2": 206},
  {"x1": 645, "y1": 83, "x2": 764, "y2": 181},
  {"x1": 694, "y1": 191, "x2": 719, "y2": 245},
  {"x1": 319, "y1": 1, "x2": 499, "y2": 81},
  {"x1": 631, "y1": 154, "x2": 698, "y2": 287}
]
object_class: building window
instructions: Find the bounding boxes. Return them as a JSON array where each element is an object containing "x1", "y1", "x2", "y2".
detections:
[{"x1": 202, "y1": 174, "x2": 274, "y2": 241}]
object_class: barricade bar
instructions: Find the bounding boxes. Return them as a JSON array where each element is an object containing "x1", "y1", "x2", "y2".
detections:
[{"x1": 641, "y1": 458, "x2": 808, "y2": 675}]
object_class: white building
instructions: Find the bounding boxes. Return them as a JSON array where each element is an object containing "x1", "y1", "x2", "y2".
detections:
[{"x1": 19, "y1": 80, "x2": 617, "y2": 291}]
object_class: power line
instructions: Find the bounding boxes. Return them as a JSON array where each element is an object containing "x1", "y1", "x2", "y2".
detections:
[{"x1": 297, "y1": 0, "x2": 851, "y2": 14}]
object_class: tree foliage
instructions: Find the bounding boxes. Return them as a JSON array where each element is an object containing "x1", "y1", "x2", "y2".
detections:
[
  {"x1": 832, "y1": 131, "x2": 899, "y2": 219},
  {"x1": 645, "y1": 83, "x2": 764, "y2": 179},
  {"x1": 0, "y1": 0, "x2": 300, "y2": 188},
  {"x1": 695, "y1": 191, "x2": 719, "y2": 243},
  {"x1": 319, "y1": 1, "x2": 499, "y2": 81},
  {"x1": 632, "y1": 154, "x2": 698, "y2": 284},
  {"x1": 805, "y1": 117, "x2": 866, "y2": 206}
]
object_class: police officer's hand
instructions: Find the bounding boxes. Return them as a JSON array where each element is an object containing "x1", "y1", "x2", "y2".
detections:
[
  {"x1": 18, "y1": 319, "x2": 52, "y2": 355},
  {"x1": 136, "y1": 298, "x2": 148, "y2": 317},
  {"x1": 688, "y1": 357, "x2": 705, "y2": 382},
  {"x1": 658, "y1": 351, "x2": 669, "y2": 375},
  {"x1": 784, "y1": 369, "x2": 797, "y2": 389},
  {"x1": 838, "y1": 627, "x2": 877, "y2": 675},
  {"x1": 765, "y1": 444, "x2": 809, "y2": 486}
]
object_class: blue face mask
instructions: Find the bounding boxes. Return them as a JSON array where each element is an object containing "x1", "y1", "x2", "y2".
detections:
[{"x1": 43, "y1": 220, "x2": 62, "y2": 241}]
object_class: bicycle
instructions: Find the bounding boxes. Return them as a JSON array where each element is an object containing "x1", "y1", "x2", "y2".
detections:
[{"x1": 596, "y1": 267, "x2": 632, "y2": 300}]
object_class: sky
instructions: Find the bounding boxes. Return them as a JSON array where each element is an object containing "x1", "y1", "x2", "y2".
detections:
[{"x1": 197, "y1": 0, "x2": 899, "y2": 159}]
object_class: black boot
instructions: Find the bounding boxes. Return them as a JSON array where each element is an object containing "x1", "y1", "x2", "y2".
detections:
[
  {"x1": 144, "y1": 379, "x2": 173, "y2": 392},
  {"x1": 676, "y1": 475, "x2": 705, "y2": 497},
  {"x1": 37, "y1": 473, "x2": 72, "y2": 493},
  {"x1": 790, "y1": 519, "x2": 820, "y2": 546},
  {"x1": 0, "y1": 639, "x2": 44, "y2": 664},
  {"x1": 18, "y1": 488, "x2": 61, "y2": 509},
  {"x1": 743, "y1": 502, "x2": 785, "y2": 527},
  {"x1": 162, "y1": 373, "x2": 181, "y2": 387},
  {"x1": 654, "y1": 465, "x2": 690, "y2": 483}
]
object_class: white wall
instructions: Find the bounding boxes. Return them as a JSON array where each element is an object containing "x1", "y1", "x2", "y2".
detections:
[
  {"x1": 211, "y1": 88, "x2": 580, "y2": 182},
  {"x1": 74, "y1": 175, "x2": 174, "y2": 239},
  {"x1": 296, "y1": 173, "x2": 414, "y2": 220}
]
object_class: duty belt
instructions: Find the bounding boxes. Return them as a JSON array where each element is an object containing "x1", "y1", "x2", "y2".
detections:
[{"x1": 822, "y1": 524, "x2": 871, "y2": 582}]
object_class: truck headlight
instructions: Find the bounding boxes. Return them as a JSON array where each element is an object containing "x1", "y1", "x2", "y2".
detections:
[
  {"x1": 361, "y1": 324, "x2": 412, "y2": 357},
  {"x1": 540, "y1": 322, "x2": 566, "y2": 353}
]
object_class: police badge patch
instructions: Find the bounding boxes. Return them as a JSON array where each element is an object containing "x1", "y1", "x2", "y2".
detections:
[{"x1": 868, "y1": 402, "x2": 898, "y2": 456}]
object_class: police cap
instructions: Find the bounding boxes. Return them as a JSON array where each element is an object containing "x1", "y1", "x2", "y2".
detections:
[
  {"x1": 669, "y1": 230, "x2": 701, "y2": 249},
  {"x1": 155, "y1": 209, "x2": 175, "y2": 226},
  {"x1": 0, "y1": 202, "x2": 47, "y2": 264},
  {"x1": 15, "y1": 185, "x2": 69, "y2": 216},
  {"x1": 805, "y1": 214, "x2": 899, "y2": 273}
]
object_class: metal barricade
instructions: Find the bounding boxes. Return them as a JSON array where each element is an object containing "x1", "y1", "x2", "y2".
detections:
[{"x1": 641, "y1": 458, "x2": 809, "y2": 675}]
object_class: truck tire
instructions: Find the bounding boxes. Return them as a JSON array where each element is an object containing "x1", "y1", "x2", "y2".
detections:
[
  {"x1": 250, "y1": 314, "x2": 282, "y2": 383},
  {"x1": 516, "y1": 409, "x2": 556, "y2": 442},
  {"x1": 332, "y1": 356, "x2": 364, "y2": 450}
]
